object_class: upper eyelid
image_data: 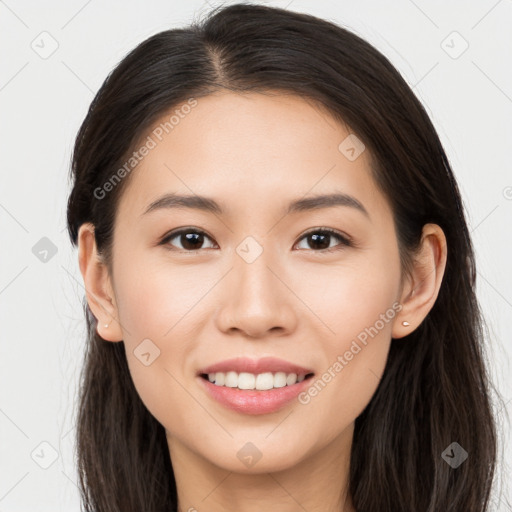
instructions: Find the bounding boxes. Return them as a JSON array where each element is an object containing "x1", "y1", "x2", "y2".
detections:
[{"x1": 162, "y1": 227, "x2": 216, "y2": 244}]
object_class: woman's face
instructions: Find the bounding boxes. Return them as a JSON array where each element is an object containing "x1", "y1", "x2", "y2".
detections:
[{"x1": 104, "y1": 91, "x2": 405, "y2": 472}]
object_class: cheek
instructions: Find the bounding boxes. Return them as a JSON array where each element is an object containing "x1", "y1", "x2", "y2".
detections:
[
  {"x1": 295, "y1": 251, "x2": 400, "y2": 417},
  {"x1": 111, "y1": 254, "x2": 217, "y2": 426},
  {"x1": 113, "y1": 252, "x2": 208, "y2": 342},
  {"x1": 302, "y1": 249, "x2": 400, "y2": 341}
]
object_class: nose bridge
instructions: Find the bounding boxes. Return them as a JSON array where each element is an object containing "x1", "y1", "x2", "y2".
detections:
[
  {"x1": 233, "y1": 234, "x2": 281, "y2": 306},
  {"x1": 233, "y1": 237, "x2": 278, "y2": 299},
  {"x1": 215, "y1": 235, "x2": 297, "y2": 337}
]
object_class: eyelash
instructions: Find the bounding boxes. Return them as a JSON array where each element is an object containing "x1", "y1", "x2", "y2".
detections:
[{"x1": 159, "y1": 227, "x2": 354, "y2": 253}]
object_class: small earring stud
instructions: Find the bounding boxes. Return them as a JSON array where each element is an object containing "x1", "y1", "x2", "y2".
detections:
[
  {"x1": 104, "y1": 322, "x2": 110, "y2": 328},
  {"x1": 402, "y1": 321, "x2": 410, "y2": 326}
]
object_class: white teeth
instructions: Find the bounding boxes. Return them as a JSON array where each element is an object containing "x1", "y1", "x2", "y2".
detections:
[
  {"x1": 256, "y1": 372, "x2": 274, "y2": 390},
  {"x1": 224, "y1": 371, "x2": 238, "y2": 388},
  {"x1": 286, "y1": 373, "x2": 298, "y2": 385},
  {"x1": 205, "y1": 371, "x2": 309, "y2": 390},
  {"x1": 273, "y1": 372, "x2": 287, "y2": 388},
  {"x1": 238, "y1": 372, "x2": 255, "y2": 389}
]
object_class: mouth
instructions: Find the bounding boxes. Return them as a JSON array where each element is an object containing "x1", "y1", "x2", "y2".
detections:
[
  {"x1": 199, "y1": 371, "x2": 315, "y2": 391},
  {"x1": 196, "y1": 357, "x2": 316, "y2": 414},
  {"x1": 197, "y1": 370, "x2": 316, "y2": 415}
]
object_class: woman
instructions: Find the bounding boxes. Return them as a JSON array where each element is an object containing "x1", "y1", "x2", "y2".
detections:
[{"x1": 67, "y1": 3, "x2": 499, "y2": 511}]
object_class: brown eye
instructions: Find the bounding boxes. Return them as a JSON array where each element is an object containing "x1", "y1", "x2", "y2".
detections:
[
  {"x1": 295, "y1": 228, "x2": 352, "y2": 252},
  {"x1": 162, "y1": 229, "x2": 216, "y2": 251},
  {"x1": 160, "y1": 227, "x2": 352, "y2": 253}
]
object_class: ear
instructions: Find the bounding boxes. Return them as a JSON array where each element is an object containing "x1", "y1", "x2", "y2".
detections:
[
  {"x1": 392, "y1": 223, "x2": 448, "y2": 339},
  {"x1": 77, "y1": 223, "x2": 123, "y2": 342}
]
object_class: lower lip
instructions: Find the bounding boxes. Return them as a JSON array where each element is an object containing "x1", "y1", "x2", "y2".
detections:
[{"x1": 197, "y1": 374, "x2": 314, "y2": 415}]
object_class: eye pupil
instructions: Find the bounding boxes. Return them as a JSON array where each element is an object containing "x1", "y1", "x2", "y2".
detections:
[
  {"x1": 182, "y1": 232, "x2": 203, "y2": 250},
  {"x1": 309, "y1": 233, "x2": 330, "y2": 250}
]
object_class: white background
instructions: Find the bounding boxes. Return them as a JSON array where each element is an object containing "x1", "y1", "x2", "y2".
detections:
[{"x1": 0, "y1": 0, "x2": 511, "y2": 510}]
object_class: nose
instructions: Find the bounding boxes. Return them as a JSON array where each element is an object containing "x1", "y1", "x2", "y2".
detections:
[{"x1": 214, "y1": 248, "x2": 299, "y2": 339}]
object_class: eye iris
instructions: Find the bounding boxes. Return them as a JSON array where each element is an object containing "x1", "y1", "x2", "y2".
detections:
[
  {"x1": 309, "y1": 232, "x2": 330, "y2": 250},
  {"x1": 181, "y1": 232, "x2": 203, "y2": 250}
]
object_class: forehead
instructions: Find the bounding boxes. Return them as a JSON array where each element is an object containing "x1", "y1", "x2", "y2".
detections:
[{"x1": 116, "y1": 90, "x2": 390, "y2": 223}]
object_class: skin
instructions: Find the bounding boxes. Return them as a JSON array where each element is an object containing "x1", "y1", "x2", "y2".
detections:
[{"x1": 78, "y1": 90, "x2": 447, "y2": 512}]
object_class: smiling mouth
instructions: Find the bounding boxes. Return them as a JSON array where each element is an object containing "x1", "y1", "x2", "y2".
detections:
[{"x1": 200, "y1": 371, "x2": 315, "y2": 391}]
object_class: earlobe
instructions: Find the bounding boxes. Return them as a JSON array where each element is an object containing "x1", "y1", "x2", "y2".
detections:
[
  {"x1": 77, "y1": 223, "x2": 123, "y2": 342},
  {"x1": 392, "y1": 223, "x2": 448, "y2": 339}
]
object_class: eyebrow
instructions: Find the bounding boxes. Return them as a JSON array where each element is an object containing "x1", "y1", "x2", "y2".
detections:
[{"x1": 141, "y1": 192, "x2": 370, "y2": 220}]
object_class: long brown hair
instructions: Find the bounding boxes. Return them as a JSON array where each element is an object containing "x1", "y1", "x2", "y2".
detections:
[{"x1": 66, "y1": 4, "x2": 502, "y2": 510}]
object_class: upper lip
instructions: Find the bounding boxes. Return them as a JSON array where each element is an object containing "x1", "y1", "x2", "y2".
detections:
[{"x1": 198, "y1": 357, "x2": 315, "y2": 376}]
